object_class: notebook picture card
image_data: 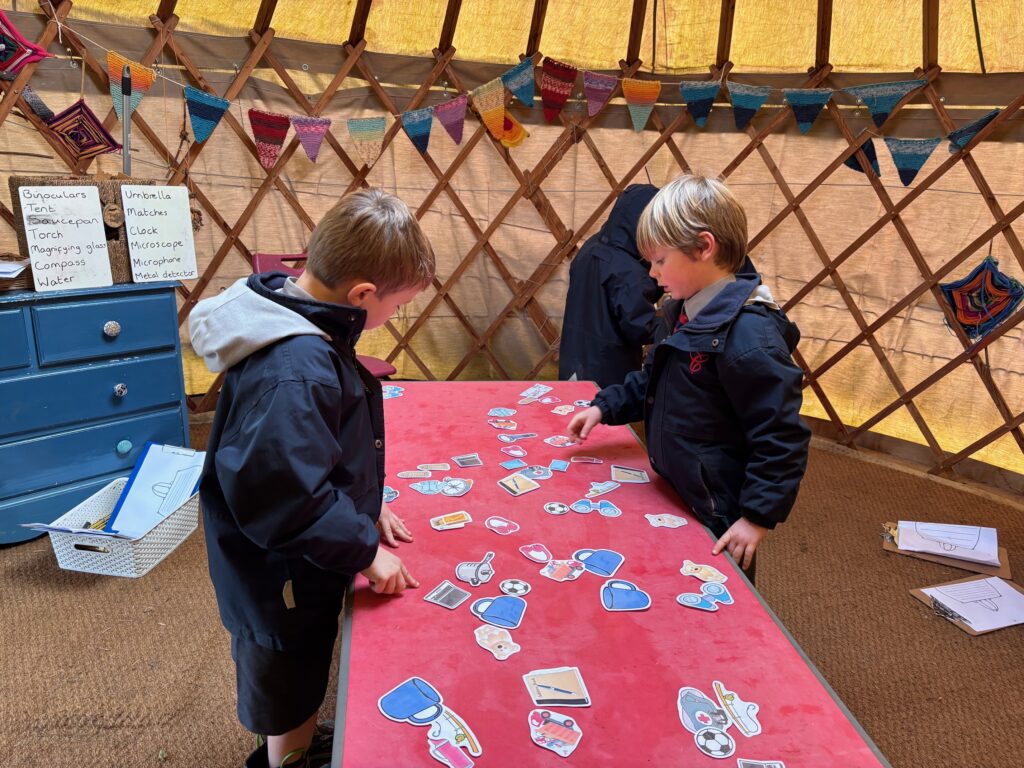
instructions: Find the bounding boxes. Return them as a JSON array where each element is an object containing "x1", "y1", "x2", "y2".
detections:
[
  {"x1": 912, "y1": 575, "x2": 1024, "y2": 635},
  {"x1": 882, "y1": 522, "x2": 1011, "y2": 578}
]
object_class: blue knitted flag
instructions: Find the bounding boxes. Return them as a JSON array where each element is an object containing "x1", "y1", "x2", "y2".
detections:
[
  {"x1": 184, "y1": 85, "x2": 229, "y2": 143},
  {"x1": 947, "y1": 108, "x2": 1000, "y2": 153},
  {"x1": 501, "y1": 59, "x2": 535, "y2": 108},
  {"x1": 726, "y1": 82, "x2": 771, "y2": 130},
  {"x1": 883, "y1": 137, "x2": 941, "y2": 186},
  {"x1": 401, "y1": 106, "x2": 433, "y2": 154},
  {"x1": 842, "y1": 137, "x2": 880, "y2": 177},
  {"x1": 679, "y1": 80, "x2": 720, "y2": 128},
  {"x1": 843, "y1": 79, "x2": 926, "y2": 128},
  {"x1": 782, "y1": 88, "x2": 832, "y2": 134}
]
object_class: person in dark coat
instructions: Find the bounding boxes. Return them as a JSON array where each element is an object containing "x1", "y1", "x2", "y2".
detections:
[
  {"x1": 189, "y1": 189, "x2": 435, "y2": 768},
  {"x1": 569, "y1": 174, "x2": 810, "y2": 580},
  {"x1": 559, "y1": 184, "x2": 663, "y2": 387}
]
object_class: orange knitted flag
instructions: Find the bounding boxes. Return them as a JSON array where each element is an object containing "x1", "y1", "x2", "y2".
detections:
[
  {"x1": 106, "y1": 51, "x2": 156, "y2": 122},
  {"x1": 622, "y1": 78, "x2": 660, "y2": 132},
  {"x1": 471, "y1": 78, "x2": 506, "y2": 141}
]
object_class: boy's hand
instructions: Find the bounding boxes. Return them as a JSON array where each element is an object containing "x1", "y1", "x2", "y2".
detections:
[
  {"x1": 567, "y1": 405, "x2": 603, "y2": 442},
  {"x1": 712, "y1": 517, "x2": 769, "y2": 571},
  {"x1": 361, "y1": 548, "x2": 419, "y2": 594},
  {"x1": 377, "y1": 502, "x2": 412, "y2": 548}
]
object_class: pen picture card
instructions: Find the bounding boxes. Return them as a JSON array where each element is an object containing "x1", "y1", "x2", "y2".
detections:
[
  {"x1": 522, "y1": 666, "x2": 591, "y2": 707},
  {"x1": 121, "y1": 185, "x2": 198, "y2": 282}
]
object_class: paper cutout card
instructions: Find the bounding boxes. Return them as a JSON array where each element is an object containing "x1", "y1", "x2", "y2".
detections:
[
  {"x1": 428, "y1": 707, "x2": 483, "y2": 758},
  {"x1": 424, "y1": 580, "x2": 471, "y2": 609},
  {"x1": 529, "y1": 709, "x2": 583, "y2": 758},
  {"x1": 610, "y1": 465, "x2": 650, "y2": 483},
  {"x1": 523, "y1": 666, "x2": 591, "y2": 707}
]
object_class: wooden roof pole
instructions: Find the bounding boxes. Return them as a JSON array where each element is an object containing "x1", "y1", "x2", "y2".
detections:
[
  {"x1": 923, "y1": 0, "x2": 940, "y2": 71},
  {"x1": 716, "y1": 0, "x2": 736, "y2": 69},
  {"x1": 815, "y1": 0, "x2": 833, "y2": 69},
  {"x1": 348, "y1": 0, "x2": 373, "y2": 45},
  {"x1": 438, "y1": 0, "x2": 462, "y2": 52},
  {"x1": 625, "y1": 0, "x2": 648, "y2": 65},
  {"x1": 252, "y1": 0, "x2": 279, "y2": 35},
  {"x1": 154, "y1": 0, "x2": 177, "y2": 22},
  {"x1": 525, "y1": 0, "x2": 549, "y2": 58}
]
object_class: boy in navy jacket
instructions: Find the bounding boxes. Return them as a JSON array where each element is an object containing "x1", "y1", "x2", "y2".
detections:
[
  {"x1": 190, "y1": 189, "x2": 434, "y2": 767},
  {"x1": 569, "y1": 174, "x2": 810, "y2": 575}
]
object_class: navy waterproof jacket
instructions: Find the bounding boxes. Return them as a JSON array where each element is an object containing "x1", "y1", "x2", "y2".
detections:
[
  {"x1": 193, "y1": 273, "x2": 384, "y2": 651},
  {"x1": 559, "y1": 184, "x2": 664, "y2": 387},
  {"x1": 593, "y1": 273, "x2": 810, "y2": 535}
]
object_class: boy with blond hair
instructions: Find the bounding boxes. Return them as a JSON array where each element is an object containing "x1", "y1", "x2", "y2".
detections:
[
  {"x1": 190, "y1": 188, "x2": 435, "y2": 768},
  {"x1": 569, "y1": 174, "x2": 810, "y2": 577}
]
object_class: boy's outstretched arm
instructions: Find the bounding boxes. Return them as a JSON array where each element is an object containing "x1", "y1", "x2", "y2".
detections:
[{"x1": 377, "y1": 501, "x2": 412, "y2": 547}]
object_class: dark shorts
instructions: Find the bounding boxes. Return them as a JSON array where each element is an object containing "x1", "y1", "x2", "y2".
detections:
[{"x1": 232, "y1": 628, "x2": 337, "y2": 736}]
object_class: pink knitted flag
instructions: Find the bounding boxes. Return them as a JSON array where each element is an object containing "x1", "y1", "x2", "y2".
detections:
[
  {"x1": 248, "y1": 108, "x2": 291, "y2": 169},
  {"x1": 583, "y1": 71, "x2": 616, "y2": 117},
  {"x1": 291, "y1": 115, "x2": 331, "y2": 162},
  {"x1": 434, "y1": 93, "x2": 468, "y2": 145}
]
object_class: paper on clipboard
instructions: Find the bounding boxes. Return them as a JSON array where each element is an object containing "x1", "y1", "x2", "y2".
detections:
[
  {"x1": 896, "y1": 521, "x2": 999, "y2": 566},
  {"x1": 882, "y1": 522, "x2": 1011, "y2": 578},
  {"x1": 105, "y1": 443, "x2": 205, "y2": 539},
  {"x1": 913, "y1": 575, "x2": 1024, "y2": 635}
]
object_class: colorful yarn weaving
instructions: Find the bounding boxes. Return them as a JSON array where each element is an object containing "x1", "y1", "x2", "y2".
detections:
[
  {"x1": 291, "y1": 115, "x2": 331, "y2": 162},
  {"x1": 842, "y1": 137, "x2": 880, "y2": 176},
  {"x1": 948, "y1": 108, "x2": 1000, "y2": 153},
  {"x1": 185, "y1": 85, "x2": 230, "y2": 143},
  {"x1": 347, "y1": 116, "x2": 386, "y2": 167},
  {"x1": 501, "y1": 59, "x2": 535, "y2": 108},
  {"x1": 46, "y1": 99, "x2": 120, "y2": 163},
  {"x1": 540, "y1": 58, "x2": 577, "y2": 122},
  {"x1": 622, "y1": 78, "x2": 660, "y2": 132},
  {"x1": 471, "y1": 78, "x2": 506, "y2": 140},
  {"x1": 20, "y1": 82, "x2": 53, "y2": 121},
  {"x1": 843, "y1": 79, "x2": 925, "y2": 128},
  {"x1": 726, "y1": 82, "x2": 771, "y2": 130},
  {"x1": 939, "y1": 257, "x2": 1024, "y2": 341},
  {"x1": 434, "y1": 93, "x2": 468, "y2": 145},
  {"x1": 584, "y1": 71, "x2": 616, "y2": 117},
  {"x1": 247, "y1": 109, "x2": 291, "y2": 169},
  {"x1": 402, "y1": 106, "x2": 433, "y2": 154},
  {"x1": 782, "y1": 88, "x2": 833, "y2": 134},
  {"x1": 500, "y1": 112, "x2": 529, "y2": 148},
  {"x1": 883, "y1": 136, "x2": 941, "y2": 186},
  {"x1": 0, "y1": 10, "x2": 52, "y2": 75},
  {"x1": 679, "y1": 80, "x2": 720, "y2": 128},
  {"x1": 106, "y1": 51, "x2": 155, "y2": 122}
]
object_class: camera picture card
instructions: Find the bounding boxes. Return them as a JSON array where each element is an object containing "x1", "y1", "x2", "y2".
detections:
[{"x1": 523, "y1": 666, "x2": 591, "y2": 707}]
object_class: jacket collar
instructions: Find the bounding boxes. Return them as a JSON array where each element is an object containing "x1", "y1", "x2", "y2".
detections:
[
  {"x1": 247, "y1": 272, "x2": 366, "y2": 350},
  {"x1": 673, "y1": 273, "x2": 761, "y2": 333}
]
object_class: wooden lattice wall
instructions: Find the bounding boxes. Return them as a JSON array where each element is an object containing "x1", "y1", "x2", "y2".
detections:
[{"x1": 3, "y1": 0, "x2": 1024, "y2": 490}]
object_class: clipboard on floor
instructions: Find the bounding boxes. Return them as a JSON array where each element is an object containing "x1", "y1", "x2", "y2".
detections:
[
  {"x1": 881, "y1": 522, "x2": 1011, "y2": 578},
  {"x1": 911, "y1": 574, "x2": 1024, "y2": 636}
]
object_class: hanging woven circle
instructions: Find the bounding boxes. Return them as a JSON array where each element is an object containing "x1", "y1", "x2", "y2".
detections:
[{"x1": 102, "y1": 201, "x2": 125, "y2": 228}]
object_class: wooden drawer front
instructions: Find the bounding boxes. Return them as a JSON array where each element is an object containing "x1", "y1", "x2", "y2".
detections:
[
  {"x1": 0, "y1": 474, "x2": 118, "y2": 544},
  {"x1": 31, "y1": 292, "x2": 178, "y2": 366},
  {"x1": 0, "y1": 353, "x2": 183, "y2": 439},
  {"x1": 0, "y1": 409, "x2": 186, "y2": 502},
  {"x1": 0, "y1": 309, "x2": 31, "y2": 372}
]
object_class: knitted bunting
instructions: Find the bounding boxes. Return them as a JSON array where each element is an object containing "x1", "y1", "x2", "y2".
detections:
[
  {"x1": 0, "y1": 10, "x2": 52, "y2": 75},
  {"x1": 622, "y1": 78, "x2": 660, "y2": 132},
  {"x1": 883, "y1": 136, "x2": 941, "y2": 186},
  {"x1": 583, "y1": 71, "x2": 616, "y2": 117},
  {"x1": 434, "y1": 93, "x2": 468, "y2": 145},
  {"x1": 782, "y1": 89, "x2": 833, "y2": 134},
  {"x1": 46, "y1": 99, "x2": 120, "y2": 163},
  {"x1": 184, "y1": 85, "x2": 230, "y2": 143},
  {"x1": 106, "y1": 51, "x2": 155, "y2": 122},
  {"x1": 948, "y1": 108, "x2": 1000, "y2": 153},
  {"x1": 939, "y1": 257, "x2": 1024, "y2": 341},
  {"x1": 501, "y1": 59, "x2": 535, "y2": 108},
  {"x1": 290, "y1": 115, "x2": 331, "y2": 162},
  {"x1": 347, "y1": 116, "x2": 386, "y2": 167},
  {"x1": 500, "y1": 112, "x2": 529, "y2": 148},
  {"x1": 247, "y1": 108, "x2": 291, "y2": 169},
  {"x1": 842, "y1": 137, "x2": 880, "y2": 177},
  {"x1": 843, "y1": 79, "x2": 925, "y2": 128},
  {"x1": 402, "y1": 106, "x2": 433, "y2": 154},
  {"x1": 726, "y1": 82, "x2": 771, "y2": 130},
  {"x1": 679, "y1": 80, "x2": 720, "y2": 128},
  {"x1": 471, "y1": 78, "x2": 507, "y2": 140},
  {"x1": 540, "y1": 58, "x2": 577, "y2": 122}
]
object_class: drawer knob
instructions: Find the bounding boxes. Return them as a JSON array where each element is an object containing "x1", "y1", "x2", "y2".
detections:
[
  {"x1": 116, "y1": 440, "x2": 133, "y2": 456},
  {"x1": 113, "y1": 383, "x2": 128, "y2": 398},
  {"x1": 103, "y1": 320, "x2": 121, "y2": 338}
]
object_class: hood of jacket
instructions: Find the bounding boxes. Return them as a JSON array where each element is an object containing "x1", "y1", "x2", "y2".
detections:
[{"x1": 597, "y1": 183, "x2": 660, "y2": 256}]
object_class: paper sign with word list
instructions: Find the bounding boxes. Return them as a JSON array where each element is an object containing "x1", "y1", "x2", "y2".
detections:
[{"x1": 121, "y1": 185, "x2": 198, "y2": 282}]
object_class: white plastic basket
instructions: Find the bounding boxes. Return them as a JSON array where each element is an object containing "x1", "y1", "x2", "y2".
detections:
[{"x1": 47, "y1": 478, "x2": 199, "y2": 578}]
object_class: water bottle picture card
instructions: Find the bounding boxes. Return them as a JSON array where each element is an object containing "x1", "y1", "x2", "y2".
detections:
[
  {"x1": 523, "y1": 666, "x2": 591, "y2": 707},
  {"x1": 121, "y1": 185, "x2": 198, "y2": 282}
]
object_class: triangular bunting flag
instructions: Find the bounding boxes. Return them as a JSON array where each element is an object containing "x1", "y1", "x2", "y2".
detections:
[
  {"x1": 726, "y1": 81, "x2": 772, "y2": 130},
  {"x1": 106, "y1": 51, "x2": 155, "y2": 122},
  {"x1": 184, "y1": 85, "x2": 229, "y2": 144},
  {"x1": 501, "y1": 59, "x2": 535, "y2": 108},
  {"x1": 540, "y1": 58, "x2": 577, "y2": 122},
  {"x1": 883, "y1": 136, "x2": 941, "y2": 186},
  {"x1": 0, "y1": 10, "x2": 52, "y2": 75},
  {"x1": 291, "y1": 115, "x2": 331, "y2": 163},
  {"x1": 843, "y1": 79, "x2": 925, "y2": 128},
  {"x1": 622, "y1": 78, "x2": 660, "y2": 132},
  {"x1": 46, "y1": 99, "x2": 120, "y2": 163},
  {"x1": 248, "y1": 108, "x2": 291, "y2": 169},
  {"x1": 347, "y1": 116, "x2": 386, "y2": 167},
  {"x1": 434, "y1": 93, "x2": 468, "y2": 145},
  {"x1": 679, "y1": 79, "x2": 720, "y2": 128},
  {"x1": 782, "y1": 89, "x2": 832, "y2": 134},
  {"x1": 940, "y1": 256, "x2": 1024, "y2": 341},
  {"x1": 583, "y1": 71, "x2": 616, "y2": 117},
  {"x1": 948, "y1": 108, "x2": 1000, "y2": 153},
  {"x1": 402, "y1": 106, "x2": 433, "y2": 154},
  {"x1": 471, "y1": 78, "x2": 506, "y2": 140},
  {"x1": 500, "y1": 112, "x2": 529, "y2": 148},
  {"x1": 842, "y1": 137, "x2": 880, "y2": 176}
]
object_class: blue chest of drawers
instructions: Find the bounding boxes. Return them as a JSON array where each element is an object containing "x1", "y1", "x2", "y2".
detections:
[{"x1": 0, "y1": 282, "x2": 189, "y2": 544}]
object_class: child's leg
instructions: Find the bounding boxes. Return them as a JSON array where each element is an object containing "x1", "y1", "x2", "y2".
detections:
[{"x1": 267, "y1": 713, "x2": 318, "y2": 765}]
